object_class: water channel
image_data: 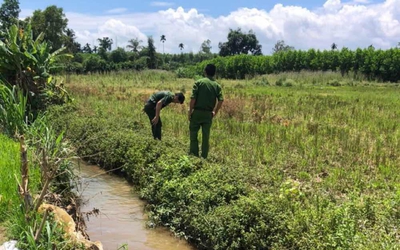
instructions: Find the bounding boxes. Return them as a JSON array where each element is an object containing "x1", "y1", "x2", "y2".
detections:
[{"x1": 75, "y1": 160, "x2": 194, "y2": 250}]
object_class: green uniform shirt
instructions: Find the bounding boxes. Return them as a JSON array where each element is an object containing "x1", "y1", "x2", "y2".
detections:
[
  {"x1": 148, "y1": 91, "x2": 174, "y2": 109},
  {"x1": 191, "y1": 77, "x2": 224, "y2": 111}
]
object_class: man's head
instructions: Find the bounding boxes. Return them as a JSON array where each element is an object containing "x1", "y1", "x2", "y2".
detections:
[
  {"x1": 204, "y1": 64, "x2": 216, "y2": 77},
  {"x1": 174, "y1": 92, "x2": 185, "y2": 104}
]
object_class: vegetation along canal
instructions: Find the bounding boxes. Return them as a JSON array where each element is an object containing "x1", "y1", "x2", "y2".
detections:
[{"x1": 75, "y1": 160, "x2": 194, "y2": 250}]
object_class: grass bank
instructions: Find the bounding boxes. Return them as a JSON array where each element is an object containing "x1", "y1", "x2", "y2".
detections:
[{"x1": 49, "y1": 70, "x2": 400, "y2": 249}]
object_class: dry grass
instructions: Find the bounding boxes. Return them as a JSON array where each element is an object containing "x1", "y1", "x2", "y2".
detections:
[{"x1": 0, "y1": 225, "x2": 6, "y2": 245}]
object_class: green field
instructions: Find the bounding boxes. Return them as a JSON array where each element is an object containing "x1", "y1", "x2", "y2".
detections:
[
  {"x1": 49, "y1": 70, "x2": 400, "y2": 249},
  {"x1": 0, "y1": 134, "x2": 22, "y2": 222}
]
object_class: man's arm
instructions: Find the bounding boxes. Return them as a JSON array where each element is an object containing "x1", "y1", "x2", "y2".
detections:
[
  {"x1": 213, "y1": 100, "x2": 223, "y2": 117},
  {"x1": 188, "y1": 81, "x2": 198, "y2": 121},
  {"x1": 152, "y1": 100, "x2": 163, "y2": 125},
  {"x1": 213, "y1": 85, "x2": 224, "y2": 117},
  {"x1": 188, "y1": 98, "x2": 196, "y2": 121}
]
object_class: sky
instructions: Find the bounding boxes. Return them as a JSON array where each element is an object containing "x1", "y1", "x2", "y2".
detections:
[{"x1": 17, "y1": 0, "x2": 400, "y2": 54}]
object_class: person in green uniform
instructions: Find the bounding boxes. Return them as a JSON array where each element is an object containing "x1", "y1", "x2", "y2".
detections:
[
  {"x1": 144, "y1": 91, "x2": 185, "y2": 140},
  {"x1": 188, "y1": 64, "x2": 224, "y2": 159}
]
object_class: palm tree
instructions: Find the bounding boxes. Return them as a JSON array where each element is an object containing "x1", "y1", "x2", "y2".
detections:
[
  {"x1": 93, "y1": 46, "x2": 98, "y2": 53},
  {"x1": 82, "y1": 43, "x2": 92, "y2": 53},
  {"x1": 160, "y1": 35, "x2": 166, "y2": 54},
  {"x1": 126, "y1": 38, "x2": 143, "y2": 53},
  {"x1": 64, "y1": 28, "x2": 79, "y2": 53},
  {"x1": 179, "y1": 43, "x2": 184, "y2": 51},
  {"x1": 97, "y1": 37, "x2": 113, "y2": 51}
]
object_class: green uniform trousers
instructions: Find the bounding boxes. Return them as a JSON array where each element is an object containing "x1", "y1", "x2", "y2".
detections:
[
  {"x1": 189, "y1": 110, "x2": 213, "y2": 158},
  {"x1": 144, "y1": 104, "x2": 162, "y2": 140}
]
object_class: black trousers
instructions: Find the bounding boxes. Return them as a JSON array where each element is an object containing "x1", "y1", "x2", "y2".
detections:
[{"x1": 144, "y1": 103, "x2": 162, "y2": 140}]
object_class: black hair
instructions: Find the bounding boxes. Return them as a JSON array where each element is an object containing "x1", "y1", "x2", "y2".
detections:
[
  {"x1": 175, "y1": 92, "x2": 185, "y2": 104},
  {"x1": 205, "y1": 64, "x2": 216, "y2": 77}
]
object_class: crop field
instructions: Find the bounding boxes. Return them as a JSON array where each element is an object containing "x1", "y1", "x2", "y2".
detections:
[{"x1": 49, "y1": 70, "x2": 400, "y2": 249}]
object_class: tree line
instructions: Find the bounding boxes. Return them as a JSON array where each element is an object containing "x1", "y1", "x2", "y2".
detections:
[
  {"x1": 1, "y1": 0, "x2": 399, "y2": 82},
  {"x1": 184, "y1": 46, "x2": 400, "y2": 82}
]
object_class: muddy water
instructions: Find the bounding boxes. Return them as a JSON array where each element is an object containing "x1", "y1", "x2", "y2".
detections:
[{"x1": 75, "y1": 161, "x2": 194, "y2": 250}]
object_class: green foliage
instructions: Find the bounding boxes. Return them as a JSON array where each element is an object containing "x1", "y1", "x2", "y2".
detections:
[
  {"x1": 272, "y1": 40, "x2": 294, "y2": 54},
  {"x1": 134, "y1": 56, "x2": 148, "y2": 70},
  {"x1": 29, "y1": 5, "x2": 68, "y2": 52},
  {"x1": 97, "y1": 37, "x2": 113, "y2": 51},
  {"x1": 15, "y1": 218, "x2": 83, "y2": 250},
  {"x1": 66, "y1": 61, "x2": 84, "y2": 74},
  {"x1": 283, "y1": 78, "x2": 295, "y2": 87},
  {"x1": 218, "y1": 28, "x2": 262, "y2": 56},
  {"x1": 195, "y1": 193, "x2": 291, "y2": 249},
  {"x1": 191, "y1": 48, "x2": 400, "y2": 82},
  {"x1": 126, "y1": 37, "x2": 143, "y2": 54},
  {"x1": 0, "y1": 22, "x2": 72, "y2": 116},
  {"x1": 328, "y1": 79, "x2": 342, "y2": 86},
  {"x1": 252, "y1": 76, "x2": 269, "y2": 86},
  {"x1": 110, "y1": 47, "x2": 128, "y2": 63},
  {"x1": 146, "y1": 36, "x2": 157, "y2": 69},
  {"x1": 0, "y1": 0, "x2": 20, "y2": 35},
  {"x1": 63, "y1": 28, "x2": 81, "y2": 54},
  {"x1": 82, "y1": 54, "x2": 106, "y2": 73},
  {"x1": 82, "y1": 43, "x2": 92, "y2": 54},
  {"x1": 175, "y1": 67, "x2": 196, "y2": 78},
  {"x1": 200, "y1": 39, "x2": 212, "y2": 54}
]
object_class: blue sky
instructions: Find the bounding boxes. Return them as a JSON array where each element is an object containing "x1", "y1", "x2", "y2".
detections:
[
  {"x1": 21, "y1": 0, "x2": 329, "y2": 16},
  {"x1": 17, "y1": 0, "x2": 398, "y2": 54}
]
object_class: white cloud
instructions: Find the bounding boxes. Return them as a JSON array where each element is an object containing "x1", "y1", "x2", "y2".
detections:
[
  {"x1": 106, "y1": 8, "x2": 128, "y2": 14},
  {"x1": 20, "y1": 0, "x2": 400, "y2": 54},
  {"x1": 150, "y1": 2, "x2": 175, "y2": 7}
]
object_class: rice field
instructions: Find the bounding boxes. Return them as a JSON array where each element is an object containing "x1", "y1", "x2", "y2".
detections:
[{"x1": 51, "y1": 70, "x2": 400, "y2": 249}]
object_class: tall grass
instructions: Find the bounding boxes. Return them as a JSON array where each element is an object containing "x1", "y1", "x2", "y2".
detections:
[{"x1": 0, "y1": 84, "x2": 29, "y2": 136}]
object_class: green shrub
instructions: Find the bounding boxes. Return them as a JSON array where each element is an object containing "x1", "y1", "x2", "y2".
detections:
[
  {"x1": 275, "y1": 77, "x2": 286, "y2": 86},
  {"x1": 252, "y1": 77, "x2": 269, "y2": 86},
  {"x1": 328, "y1": 79, "x2": 342, "y2": 86},
  {"x1": 284, "y1": 78, "x2": 296, "y2": 87},
  {"x1": 175, "y1": 67, "x2": 196, "y2": 79}
]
